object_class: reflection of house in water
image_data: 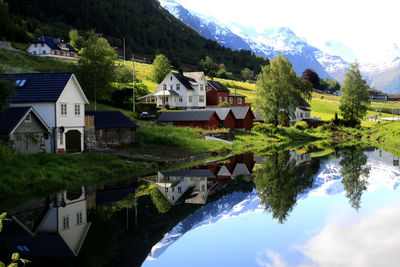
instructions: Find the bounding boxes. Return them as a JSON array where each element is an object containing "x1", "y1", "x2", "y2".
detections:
[
  {"x1": 154, "y1": 169, "x2": 215, "y2": 205},
  {"x1": 0, "y1": 187, "x2": 91, "y2": 259},
  {"x1": 290, "y1": 151, "x2": 312, "y2": 166},
  {"x1": 373, "y1": 148, "x2": 400, "y2": 167},
  {"x1": 149, "y1": 153, "x2": 256, "y2": 206}
]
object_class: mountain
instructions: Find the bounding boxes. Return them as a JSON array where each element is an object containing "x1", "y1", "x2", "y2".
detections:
[
  {"x1": 159, "y1": 0, "x2": 252, "y2": 52},
  {"x1": 4, "y1": 0, "x2": 268, "y2": 75},
  {"x1": 160, "y1": 0, "x2": 334, "y2": 79}
]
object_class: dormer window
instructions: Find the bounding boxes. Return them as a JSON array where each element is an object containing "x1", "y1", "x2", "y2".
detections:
[{"x1": 176, "y1": 84, "x2": 180, "y2": 90}]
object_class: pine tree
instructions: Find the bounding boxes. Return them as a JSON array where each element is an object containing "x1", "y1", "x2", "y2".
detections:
[{"x1": 339, "y1": 62, "x2": 370, "y2": 124}]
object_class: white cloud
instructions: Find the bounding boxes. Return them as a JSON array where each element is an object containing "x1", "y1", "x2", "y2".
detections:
[
  {"x1": 256, "y1": 250, "x2": 289, "y2": 267},
  {"x1": 298, "y1": 203, "x2": 400, "y2": 267}
]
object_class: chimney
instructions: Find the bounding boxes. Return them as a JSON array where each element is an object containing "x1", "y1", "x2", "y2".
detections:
[{"x1": 178, "y1": 68, "x2": 183, "y2": 75}]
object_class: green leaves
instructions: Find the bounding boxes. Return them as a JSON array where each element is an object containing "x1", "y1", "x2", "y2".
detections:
[
  {"x1": 10, "y1": 253, "x2": 19, "y2": 261},
  {"x1": 0, "y1": 212, "x2": 7, "y2": 232},
  {"x1": 151, "y1": 54, "x2": 171, "y2": 83}
]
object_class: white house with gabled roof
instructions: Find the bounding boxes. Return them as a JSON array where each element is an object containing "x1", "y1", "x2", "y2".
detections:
[
  {"x1": 137, "y1": 71, "x2": 207, "y2": 109},
  {"x1": 4, "y1": 72, "x2": 89, "y2": 153}
]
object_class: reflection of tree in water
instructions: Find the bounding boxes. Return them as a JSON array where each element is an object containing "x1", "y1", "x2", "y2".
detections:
[
  {"x1": 339, "y1": 147, "x2": 370, "y2": 210},
  {"x1": 254, "y1": 151, "x2": 316, "y2": 223}
]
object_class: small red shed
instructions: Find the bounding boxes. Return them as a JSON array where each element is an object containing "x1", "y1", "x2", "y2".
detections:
[{"x1": 157, "y1": 110, "x2": 221, "y2": 130}]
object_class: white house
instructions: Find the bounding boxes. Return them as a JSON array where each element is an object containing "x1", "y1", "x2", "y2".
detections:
[
  {"x1": 292, "y1": 97, "x2": 311, "y2": 122},
  {"x1": 333, "y1": 90, "x2": 342, "y2": 96},
  {"x1": 26, "y1": 36, "x2": 78, "y2": 60},
  {"x1": 137, "y1": 71, "x2": 207, "y2": 109},
  {"x1": 148, "y1": 169, "x2": 215, "y2": 205},
  {"x1": 4, "y1": 72, "x2": 89, "y2": 153}
]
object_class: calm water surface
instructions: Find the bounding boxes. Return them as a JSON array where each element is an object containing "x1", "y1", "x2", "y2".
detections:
[{"x1": 1, "y1": 147, "x2": 400, "y2": 266}]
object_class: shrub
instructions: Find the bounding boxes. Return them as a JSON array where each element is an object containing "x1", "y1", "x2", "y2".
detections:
[
  {"x1": 253, "y1": 123, "x2": 277, "y2": 134},
  {"x1": 294, "y1": 121, "x2": 308, "y2": 131},
  {"x1": 217, "y1": 102, "x2": 231, "y2": 107}
]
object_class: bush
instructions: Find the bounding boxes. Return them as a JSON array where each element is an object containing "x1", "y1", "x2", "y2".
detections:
[
  {"x1": 253, "y1": 123, "x2": 278, "y2": 134},
  {"x1": 217, "y1": 102, "x2": 231, "y2": 107},
  {"x1": 136, "y1": 102, "x2": 157, "y2": 114},
  {"x1": 294, "y1": 121, "x2": 308, "y2": 131}
]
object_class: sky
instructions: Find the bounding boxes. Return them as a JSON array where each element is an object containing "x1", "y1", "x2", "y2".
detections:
[{"x1": 173, "y1": 0, "x2": 400, "y2": 63}]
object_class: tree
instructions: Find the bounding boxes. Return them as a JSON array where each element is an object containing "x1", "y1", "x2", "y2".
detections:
[
  {"x1": 254, "y1": 151, "x2": 315, "y2": 223},
  {"x1": 339, "y1": 147, "x2": 370, "y2": 210},
  {"x1": 151, "y1": 54, "x2": 171, "y2": 83},
  {"x1": 78, "y1": 30, "x2": 117, "y2": 109},
  {"x1": 339, "y1": 62, "x2": 370, "y2": 123},
  {"x1": 255, "y1": 55, "x2": 312, "y2": 126},
  {"x1": 302, "y1": 68, "x2": 320, "y2": 89},
  {"x1": 69, "y1": 29, "x2": 85, "y2": 51},
  {"x1": 199, "y1": 56, "x2": 218, "y2": 77},
  {"x1": 0, "y1": 72, "x2": 13, "y2": 112},
  {"x1": 241, "y1": 68, "x2": 255, "y2": 82}
]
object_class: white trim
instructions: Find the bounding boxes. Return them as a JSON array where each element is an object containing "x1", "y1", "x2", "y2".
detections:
[{"x1": 9, "y1": 107, "x2": 51, "y2": 135}]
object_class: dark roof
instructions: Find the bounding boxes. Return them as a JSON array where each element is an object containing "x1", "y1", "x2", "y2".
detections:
[
  {"x1": 207, "y1": 80, "x2": 229, "y2": 92},
  {"x1": 202, "y1": 108, "x2": 232, "y2": 120},
  {"x1": 158, "y1": 110, "x2": 219, "y2": 122},
  {"x1": 297, "y1": 97, "x2": 311, "y2": 108},
  {"x1": 0, "y1": 106, "x2": 31, "y2": 134},
  {"x1": 161, "y1": 169, "x2": 215, "y2": 178},
  {"x1": 172, "y1": 72, "x2": 194, "y2": 90},
  {"x1": 231, "y1": 106, "x2": 254, "y2": 120},
  {"x1": 85, "y1": 111, "x2": 138, "y2": 129},
  {"x1": 3, "y1": 72, "x2": 73, "y2": 103},
  {"x1": 31, "y1": 36, "x2": 77, "y2": 53}
]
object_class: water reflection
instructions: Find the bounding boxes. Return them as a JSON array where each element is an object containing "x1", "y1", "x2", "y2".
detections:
[
  {"x1": 254, "y1": 151, "x2": 317, "y2": 223},
  {"x1": 339, "y1": 147, "x2": 371, "y2": 210},
  {"x1": 1, "y1": 147, "x2": 399, "y2": 266},
  {"x1": 0, "y1": 187, "x2": 92, "y2": 259}
]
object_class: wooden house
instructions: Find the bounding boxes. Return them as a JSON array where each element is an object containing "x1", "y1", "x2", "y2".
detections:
[
  {"x1": 231, "y1": 106, "x2": 254, "y2": 131},
  {"x1": 157, "y1": 110, "x2": 221, "y2": 130},
  {"x1": 0, "y1": 106, "x2": 51, "y2": 154},
  {"x1": 206, "y1": 80, "x2": 248, "y2": 107},
  {"x1": 26, "y1": 36, "x2": 78, "y2": 60}
]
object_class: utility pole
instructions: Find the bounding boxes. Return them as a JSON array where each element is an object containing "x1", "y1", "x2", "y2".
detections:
[
  {"x1": 123, "y1": 37, "x2": 125, "y2": 61},
  {"x1": 132, "y1": 55, "x2": 135, "y2": 113}
]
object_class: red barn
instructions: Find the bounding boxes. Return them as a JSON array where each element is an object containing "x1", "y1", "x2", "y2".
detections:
[
  {"x1": 231, "y1": 106, "x2": 254, "y2": 131},
  {"x1": 208, "y1": 108, "x2": 236, "y2": 131},
  {"x1": 206, "y1": 80, "x2": 249, "y2": 107},
  {"x1": 157, "y1": 110, "x2": 221, "y2": 130}
]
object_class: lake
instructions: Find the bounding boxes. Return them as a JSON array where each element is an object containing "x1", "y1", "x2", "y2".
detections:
[{"x1": 1, "y1": 146, "x2": 400, "y2": 266}]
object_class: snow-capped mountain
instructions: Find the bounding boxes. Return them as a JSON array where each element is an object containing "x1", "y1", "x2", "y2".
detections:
[
  {"x1": 159, "y1": 0, "x2": 251, "y2": 51},
  {"x1": 159, "y1": 0, "x2": 400, "y2": 93}
]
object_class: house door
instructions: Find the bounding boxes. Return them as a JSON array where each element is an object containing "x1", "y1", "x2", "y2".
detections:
[{"x1": 66, "y1": 130, "x2": 81, "y2": 153}]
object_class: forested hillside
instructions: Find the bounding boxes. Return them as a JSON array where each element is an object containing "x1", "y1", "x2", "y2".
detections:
[{"x1": 4, "y1": 0, "x2": 268, "y2": 76}]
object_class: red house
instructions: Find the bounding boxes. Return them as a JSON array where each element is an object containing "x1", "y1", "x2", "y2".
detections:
[
  {"x1": 231, "y1": 106, "x2": 254, "y2": 131},
  {"x1": 157, "y1": 110, "x2": 221, "y2": 130},
  {"x1": 207, "y1": 108, "x2": 236, "y2": 131},
  {"x1": 206, "y1": 80, "x2": 249, "y2": 107}
]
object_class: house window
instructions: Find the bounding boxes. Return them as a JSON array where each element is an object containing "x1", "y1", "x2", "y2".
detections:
[
  {"x1": 74, "y1": 104, "x2": 80, "y2": 116},
  {"x1": 42, "y1": 50, "x2": 46, "y2": 54},
  {"x1": 300, "y1": 113, "x2": 303, "y2": 118},
  {"x1": 34, "y1": 44, "x2": 37, "y2": 48},
  {"x1": 170, "y1": 84, "x2": 173, "y2": 91},
  {"x1": 229, "y1": 97, "x2": 233, "y2": 104},
  {"x1": 59, "y1": 133, "x2": 64, "y2": 145},
  {"x1": 76, "y1": 212, "x2": 83, "y2": 225},
  {"x1": 163, "y1": 84, "x2": 167, "y2": 90},
  {"x1": 189, "y1": 96, "x2": 192, "y2": 103},
  {"x1": 199, "y1": 96, "x2": 204, "y2": 103},
  {"x1": 201, "y1": 184, "x2": 205, "y2": 191},
  {"x1": 25, "y1": 114, "x2": 32, "y2": 123},
  {"x1": 170, "y1": 76, "x2": 173, "y2": 81},
  {"x1": 165, "y1": 188, "x2": 168, "y2": 192},
  {"x1": 219, "y1": 96, "x2": 222, "y2": 103},
  {"x1": 33, "y1": 51, "x2": 37, "y2": 55},
  {"x1": 172, "y1": 187, "x2": 175, "y2": 192},
  {"x1": 62, "y1": 216, "x2": 70, "y2": 230},
  {"x1": 224, "y1": 97, "x2": 228, "y2": 102},
  {"x1": 176, "y1": 84, "x2": 180, "y2": 90},
  {"x1": 238, "y1": 98, "x2": 242, "y2": 104},
  {"x1": 179, "y1": 96, "x2": 183, "y2": 102},
  {"x1": 178, "y1": 187, "x2": 182, "y2": 193},
  {"x1": 61, "y1": 103, "x2": 67, "y2": 116},
  {"x1": 200, "y1": 84, "x2": 204, "y2": 91}
]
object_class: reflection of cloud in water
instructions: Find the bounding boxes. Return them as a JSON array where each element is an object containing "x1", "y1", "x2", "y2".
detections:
[
  {"x1": 256, "y1": 249, "x2": 289, "y2": 267},
  {"x1": 298, "y1": 203, "x2": 400, "y2": 267}
]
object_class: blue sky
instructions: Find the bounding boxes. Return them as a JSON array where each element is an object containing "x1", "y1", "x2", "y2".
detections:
[{"x1": 172, "y1": 0, "x2": 400, "y2": 63}]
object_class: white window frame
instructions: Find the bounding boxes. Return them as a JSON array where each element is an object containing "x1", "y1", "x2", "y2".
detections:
[
  {"x1": 179, "y1": 96, "x2": 183, "y2": 102},
  {"x1": 59, "y1": 133, "x2": 64, "y2": 145},
  {"x1": 200, "y1": 84, "x2": 204, "y2": 91},
  {"x1": 62, "y1": 216, "x2": 70, "y2": 230},
  {"x1": 163, "y1": 84, "x2": 167, "y2": 90},
  {"x1": 176, "y1": 84, "x2": 180, "y2": 90},
  {"x1": 189, "y1": 96, "x2": 192, "y2": 103},
  {"x1": 229, "y1": 97, "x2": 233, "y2": 104},
  {"x1": 219, "y1": 96, "x2": 222, "y2": 103},
  {"x1": 238, "y1": 98, "x2": 242, "y2": 104},
  {"x1": 61, "y1": 103, "x2": 67, "y2": 116},
  {"x1": 76, "y1": 211, "x2": 83, "y2": 225},
  {"x1": 199, "y1": 96, "x2": 204, "y2": 103},
  {"x1": 170, "y1": 84, "x2": 173, "y2": 91},
  {"x1": 224, "y1": 97, "x2": 228, "y2": 102},
  {"x1": 74, "y1": 104, "x2": 81, "y2": 116}
]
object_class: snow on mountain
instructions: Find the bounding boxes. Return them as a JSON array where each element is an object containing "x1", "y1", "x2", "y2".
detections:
[
  {"x1": 316, "y1": 53, "x2": 350, "y2": 83},
  {"x1": 322, "y1": 40, "x2": 357, "y2": 62},
  {"x1": 159, "y1": 0, "x2": 251, "y2": 51}
]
